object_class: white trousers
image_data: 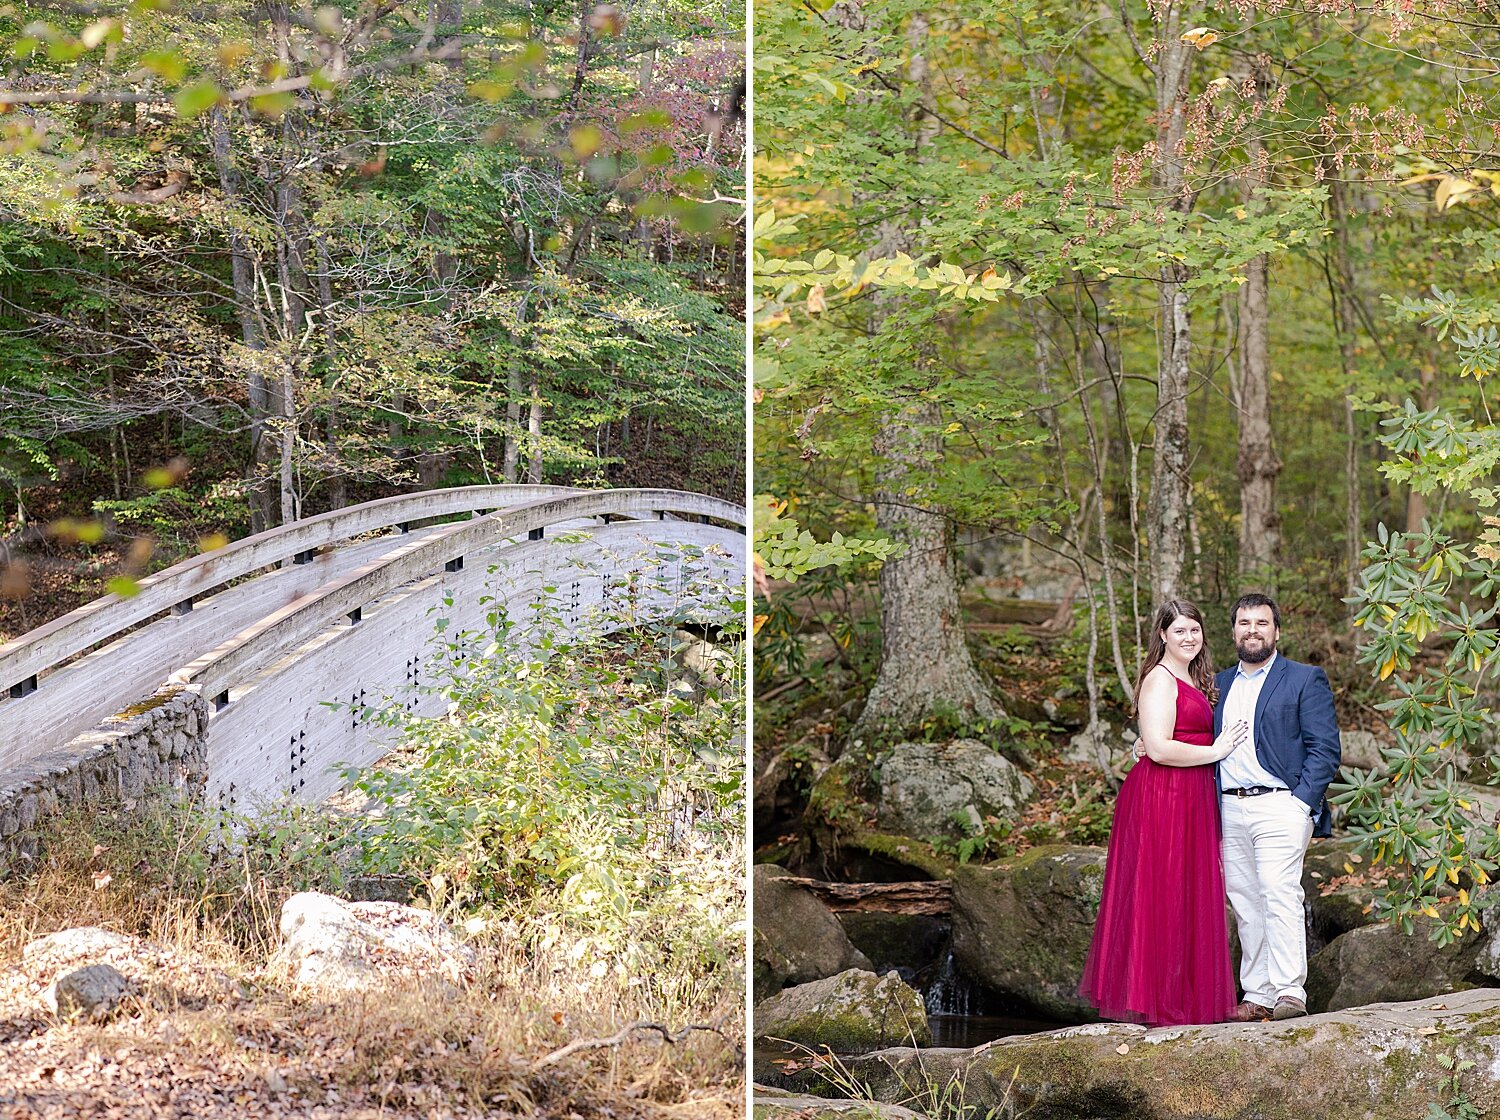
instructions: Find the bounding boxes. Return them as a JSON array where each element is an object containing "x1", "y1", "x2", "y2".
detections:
[{"x1": 1220, "y1": 789, "x2": 1314, "y2": 1006}]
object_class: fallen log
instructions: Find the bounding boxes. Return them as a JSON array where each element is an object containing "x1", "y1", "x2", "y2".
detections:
[{"x1": 775, "y1": 877, "x2": 951, "y2": 916}]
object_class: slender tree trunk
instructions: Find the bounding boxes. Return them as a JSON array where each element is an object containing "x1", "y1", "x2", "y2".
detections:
[
  {"x1": 313, "y1": 236, "x2": 347, "y2": 509},
  {"x1": 1072, "y1": 294, "x2": 1135, "y2": 700},
  {"x1": 1145, "y1": 3, "x2": 1199, "y2": 603},
  {"x1": 504, "y1": 354, "x2": 522, "y2": 484},
  {"x1": 1235, "y1": 249, "x2": 1280, "y2": 583},
  {"x1": 526, "y1": 370, "x2": 543, "y2": 483},
  {"x1": 1233, "y1": 51, "x2": 1281, "y2": 589},
  {"x1": 208, "y1": 106, "x2": 274, "y2": 532},
  {"x1": 1328, "y1": 176, "x2": 1364, "y2": 600},
  {"x1": 1150, "y1": 276, "x2": 1193, "y2": 600}
]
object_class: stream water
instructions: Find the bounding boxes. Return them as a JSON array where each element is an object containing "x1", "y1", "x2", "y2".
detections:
[{"x1": 921, "y1": 949, "x2": 1068, "y2": 1046}]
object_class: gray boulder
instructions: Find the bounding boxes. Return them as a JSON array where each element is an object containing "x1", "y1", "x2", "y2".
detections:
[
  {"x1": 1307, "y1": 917, "x2": 1487, "y2": 1012},
  {"x1": 1340, "y1": 730, "x2": 1386, "y2": 771},
  {"x1": 1473, "y1": 926, "x2": 1500, "y2": 980},
  {"x1": 874, "y1": 740, "x2": 1033, "y2": 839},
  {"x1": 1301, "y1": 836, "x2": 1386, "y2": 951},
  {"x1": 1059, "y1": 721, "x2": 1127, "y2": 773},
  {"x1": 950, "y1": 844, "x2": 1104, "y2": 1020},
  {"x1": 754, "y1": 969, "x2": 932, "y2": 1051},
  {"x1": 45, "y1": 963, "x2": 128, "y2": 1020},
  {"x1": 753, "y1": 865, "x2": 871, "y2": 1003}
]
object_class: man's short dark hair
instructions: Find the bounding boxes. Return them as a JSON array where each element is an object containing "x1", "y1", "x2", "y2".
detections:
[{"x1": 1230, "y1": 592, "x2": 1281, "y2": 629}]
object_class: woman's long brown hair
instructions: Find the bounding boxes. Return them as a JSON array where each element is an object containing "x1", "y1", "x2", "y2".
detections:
[{"x1": 1132, "y1": 599, "x2": 1218, "y2": 710}]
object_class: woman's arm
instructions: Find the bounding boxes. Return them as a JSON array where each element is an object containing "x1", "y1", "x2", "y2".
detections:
[{"x1": 1137, "y1": 667, "x2": 1247, "y2": 767}]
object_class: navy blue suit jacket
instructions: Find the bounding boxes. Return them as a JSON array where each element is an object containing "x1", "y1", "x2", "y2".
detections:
[{"x1": 1213, "y1": 655, "x2": 1342, "y2": 838}]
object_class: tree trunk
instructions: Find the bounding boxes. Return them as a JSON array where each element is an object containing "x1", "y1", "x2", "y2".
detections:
[
  {"x1": 313, "y1": 236, "x2": 346, "y2": 510},
  {"x1": 856, "y1": 401, "x2": 1003, "y2": 738},
  {"x1": 1233, "y1": 52, "x2": 1281, "y2": 589},
  {"x1": 526, "y1": 369, "x2": 543, "y2": 484},
  {"x1": 1150, "y1": 276, "x2": 1193, "y2": 601},
  {"x1": 849, "y1": 7, "x2": 1001, "y2": 739},
  {"x1": 207, "y1": 106, "x2": 274, "y2": 532},
  {"x1": 1145, "y1": 4, "x2": 1200, "y2": 603},
  {"x1": 503, "y1": 354, "x2": 522, "y2": 484},
  {"x1": 1328, "y1": 176, "x2": 1364, "y2": 600}
]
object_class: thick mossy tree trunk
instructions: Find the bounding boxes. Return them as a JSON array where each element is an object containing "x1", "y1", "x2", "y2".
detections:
[
  {"x1": 854, "y1": 401, "x2": 1004, "y2": 740},
  {"x1": 846, "y1": 6, "x2": 1001, "y2": 742}
]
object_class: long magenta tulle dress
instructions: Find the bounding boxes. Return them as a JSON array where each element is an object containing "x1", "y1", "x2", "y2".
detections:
[{"x1": 1077, "y1": 675, "x2": 1236, "y2": 1027}]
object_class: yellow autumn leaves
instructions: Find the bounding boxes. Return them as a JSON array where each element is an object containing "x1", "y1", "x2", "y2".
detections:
[{"x1": 1402, "y1": 168, "x2": 1500, "y2": 212}]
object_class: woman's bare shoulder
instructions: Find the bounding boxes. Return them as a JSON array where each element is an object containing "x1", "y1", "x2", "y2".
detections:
[{"x1": 1140, "y1": 663, "x2": 1177, "y2": 691}]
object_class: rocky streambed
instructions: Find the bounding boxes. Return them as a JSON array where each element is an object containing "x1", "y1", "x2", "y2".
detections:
[
  {"x1": 755, "y1": 987, "x2": 1500, "y2": 1119},
  {"x1": 754, "y1": 728, "x2": 1500, "y2": 1117}
]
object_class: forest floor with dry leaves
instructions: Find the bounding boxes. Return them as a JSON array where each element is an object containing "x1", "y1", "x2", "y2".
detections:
[
  {"x1": 0, "y1": 929, "x2": 743, "y2": 1120},
  {"x1": 0, "y1": 808, "x2": 744, "y2": 1120}
]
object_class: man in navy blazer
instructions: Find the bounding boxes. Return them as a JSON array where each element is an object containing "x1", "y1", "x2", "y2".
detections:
[{"x1": 1213, "y1": 593, "x2": 1342, "y2": 1023}]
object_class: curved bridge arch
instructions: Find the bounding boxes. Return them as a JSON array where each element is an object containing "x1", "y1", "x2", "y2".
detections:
[{"x1": 0, "y1": 486, "x2": 743, "y2": 831}]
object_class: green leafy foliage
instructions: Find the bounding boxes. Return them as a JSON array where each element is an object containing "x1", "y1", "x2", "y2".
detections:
[
  {"x1": 1334, "y1": 235, "x2": 1500, "y2": 949},
  {"x1": 753, "y1": 494, "x2": 901, "y2": 583},
  {"x1": 340, "y1": 571, "x2": 744, "y2": 982}
]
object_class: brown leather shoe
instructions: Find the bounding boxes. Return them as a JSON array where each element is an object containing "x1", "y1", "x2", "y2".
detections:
[
  {"x1": 1233, "y1": 1000, "x2": 1273, "y2": 1022},
  {"x1": 1272, "y1": 996, "x2": 1307, "y2": 1021}
]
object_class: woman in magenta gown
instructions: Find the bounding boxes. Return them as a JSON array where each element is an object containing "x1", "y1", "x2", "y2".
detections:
[{"x1": 1078, "y1": 599, "x2": 1246, "y2": 1027}]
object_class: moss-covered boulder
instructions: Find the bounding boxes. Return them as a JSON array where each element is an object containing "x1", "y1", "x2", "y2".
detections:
[
  {"x1": 827, "y1": 829, "x2": 957, "y2": 881},
  {"x1": 950, "y1": 845, "x2": 1104, "y2": 1020},
  {"x1": 872, "y1": 740, "x2": 1034, "y2": 840},
  {"x1": 757, "y1": 987, "x2": 1500, "y2": 1120},
  {"x1": 754, "y1": 969, "x2": 932, "y2": 1051},
  {"x1": 754, "y1": 864, "x2": 871, "y2": 1003},
  {"x1": 1306, "y1": 916, "x2": 1487, "y2": 1012}
]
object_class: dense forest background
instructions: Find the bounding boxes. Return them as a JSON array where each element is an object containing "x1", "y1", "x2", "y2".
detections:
[
  {"x1": 0, "y1": 0, "x2": 745, "y2": 639},
  {"x1": 754, "y1": 0, "x2": 1500, "y2": 930}
]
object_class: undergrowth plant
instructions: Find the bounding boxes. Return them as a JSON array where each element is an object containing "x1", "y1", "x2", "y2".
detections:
[{"x1": 344, "y1": 543, "x2": 746, "y2": 1016}]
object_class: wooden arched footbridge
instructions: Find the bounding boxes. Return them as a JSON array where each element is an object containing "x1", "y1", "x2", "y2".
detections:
[{"x1": 0, "y1": 486, "x2": 743, "y2": 847}]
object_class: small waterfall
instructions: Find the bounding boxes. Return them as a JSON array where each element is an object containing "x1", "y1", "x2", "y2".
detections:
[{"x1": 924, "y1": 949, "x2": 979, "y2": 1017}]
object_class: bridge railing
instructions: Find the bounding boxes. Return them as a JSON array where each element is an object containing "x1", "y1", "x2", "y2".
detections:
[
  {"x1": 167, "y1": 488, "x2": 744, "y2": 710},
  {"x1": 0, "y1": 484, "x2": 738, "y2": 700}
]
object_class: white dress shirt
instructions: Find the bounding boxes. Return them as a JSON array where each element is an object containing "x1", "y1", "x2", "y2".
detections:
[{"x1": 1219, "y1": 651, "x2": 1285, "y2": 791}]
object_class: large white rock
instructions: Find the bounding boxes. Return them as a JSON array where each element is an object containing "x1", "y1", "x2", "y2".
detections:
[
  {"x1": 23, "y1": 927, "x2": 139, "y2": 965},
  {"x1": 275, "y1": 891, "x2": 475, "y2": 989}
]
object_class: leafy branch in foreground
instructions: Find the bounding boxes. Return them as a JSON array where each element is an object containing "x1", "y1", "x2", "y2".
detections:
[
  {"x1": 1338, "y1": 518, "x2": 1500, "y2": 945},
  {"x1": 752, "y1": 493, "x2": 903, "y2": 583},
  {"x1": 752, "y1": 208, "x2": 1018, "y2": 333}
]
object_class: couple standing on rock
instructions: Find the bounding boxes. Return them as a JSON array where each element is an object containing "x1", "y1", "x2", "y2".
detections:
[{"x1": 1078, "y1": 593, "x2": 1343, "y2": 1027}]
